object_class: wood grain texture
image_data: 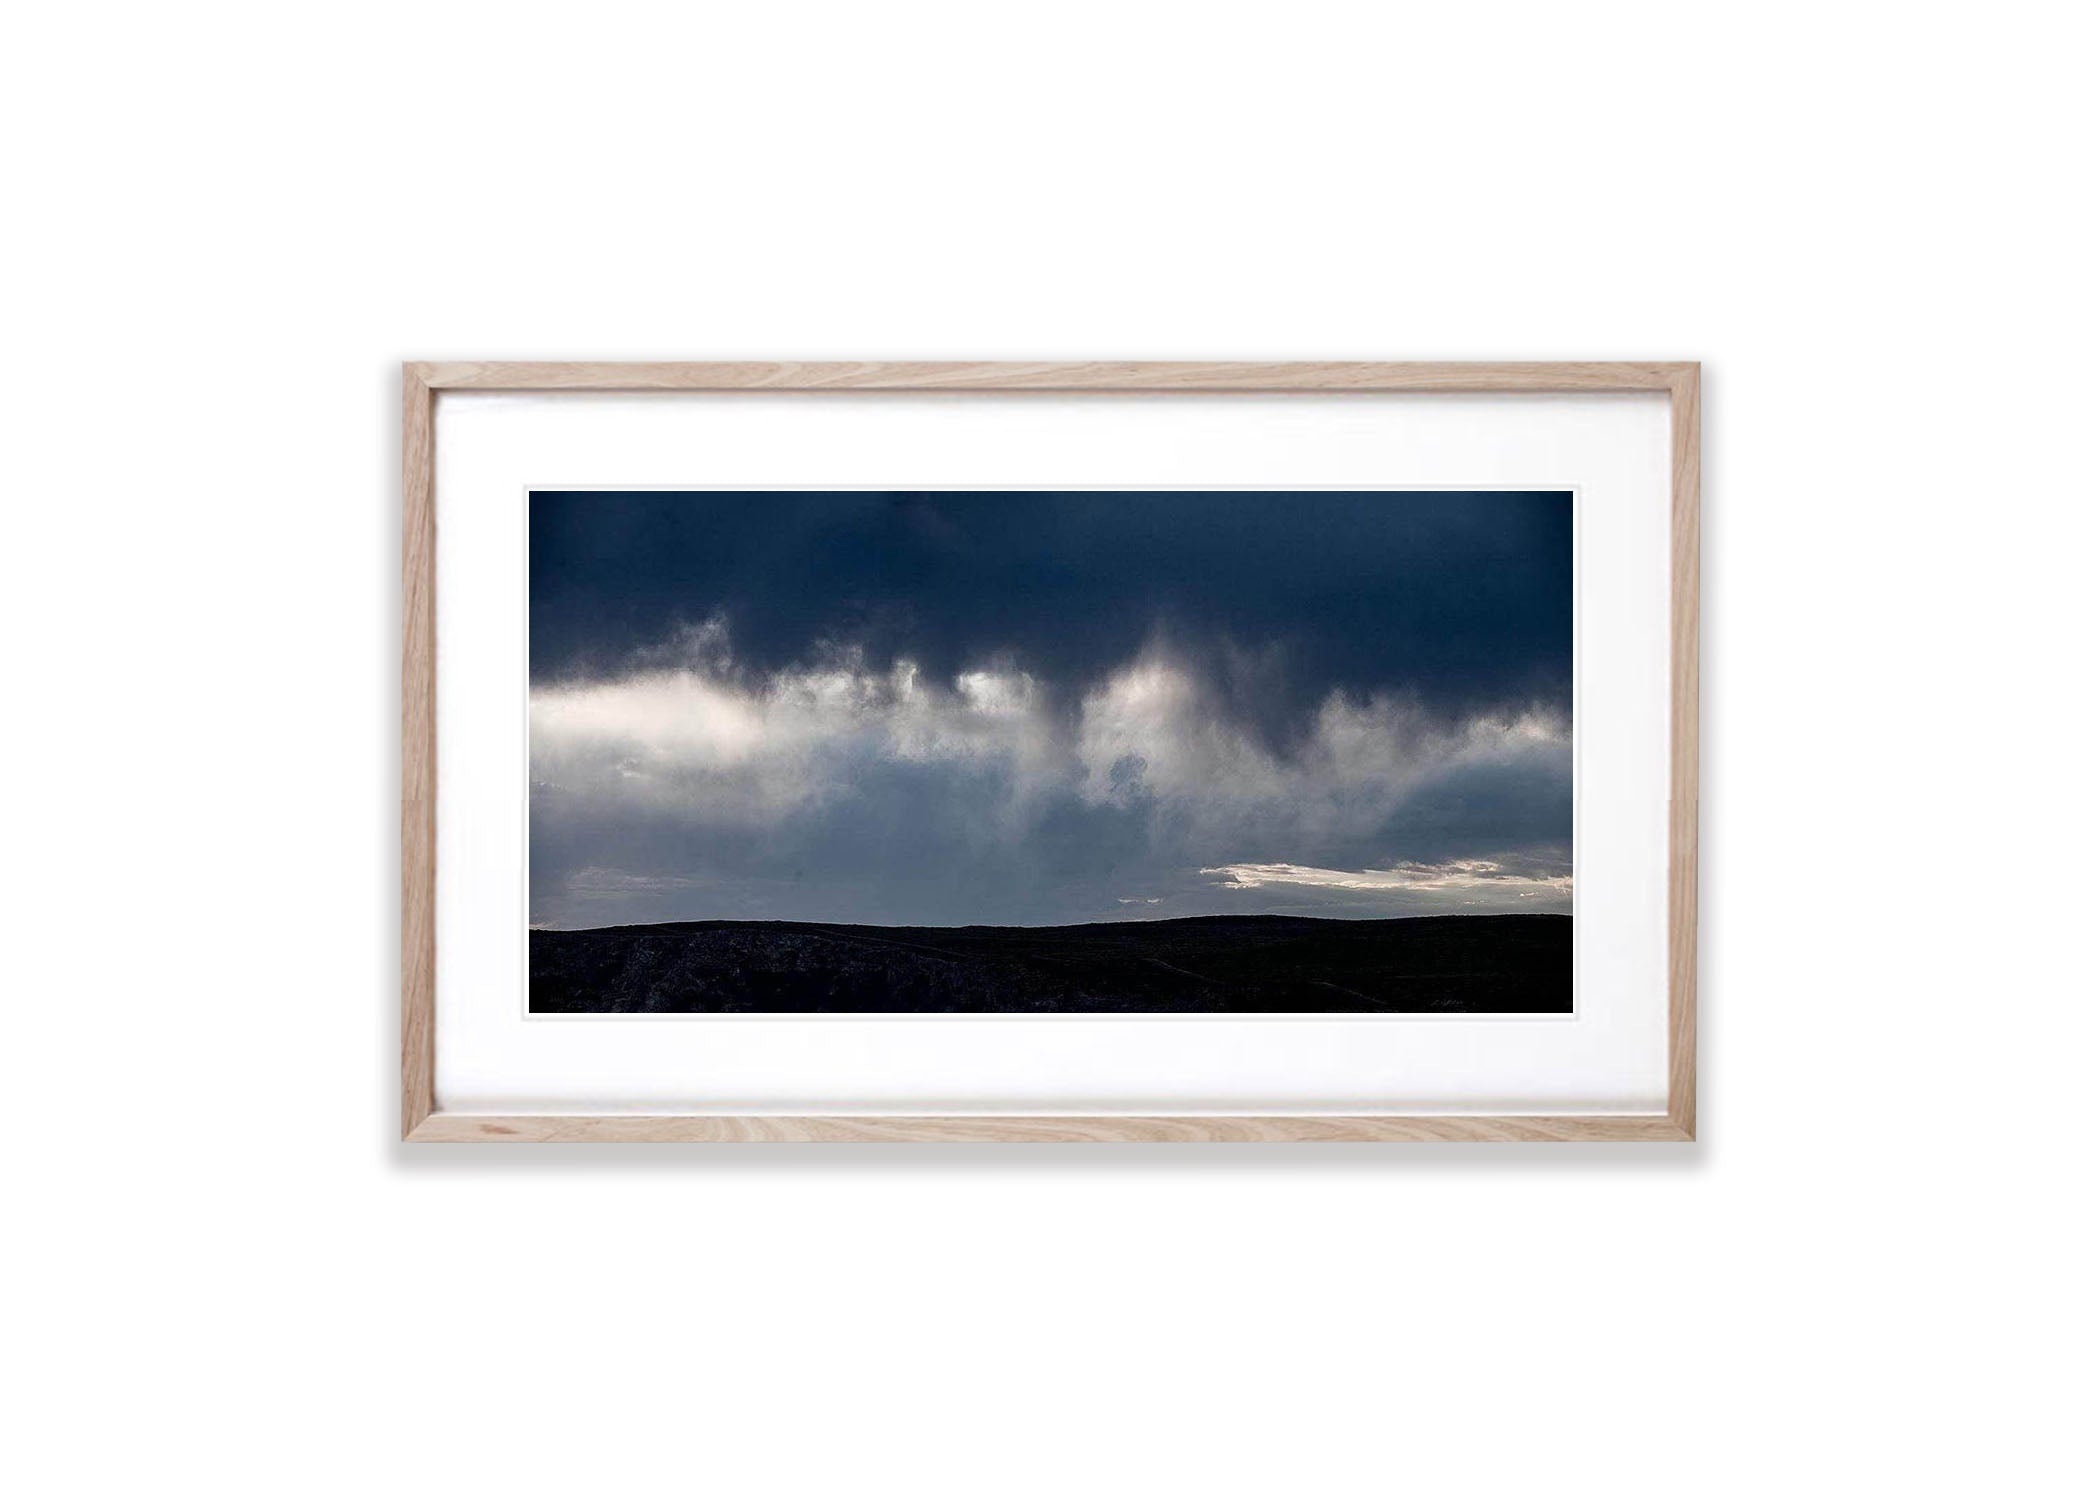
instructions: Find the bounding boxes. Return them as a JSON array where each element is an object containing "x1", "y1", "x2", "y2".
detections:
[
  {"x1": 408, "y1": 1114, "x2": 1693, "y2": 1144},
  {"x1": 400, "y1": 368, "x2": 436, "y2": 1138},
  {"x1": 412, "y1": 360, "x2": 1692, "y2": 394},
  {"x1": 399, "y1": 360, "x2": 1700, "y2": 1142},
  {"x1": 1667, "y1": 366, "x2": 1701, "y2": 1138}
]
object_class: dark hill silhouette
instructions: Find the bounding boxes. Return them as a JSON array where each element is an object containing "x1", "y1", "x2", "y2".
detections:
[{"x1": 530, "y1": 913, "x2": 1571, "y2": 1014}]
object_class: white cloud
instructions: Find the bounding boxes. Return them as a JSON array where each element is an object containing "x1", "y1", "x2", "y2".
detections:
[
  {"x1": 567, "y1": 866, "x2": 713, "y2": 893},
  {"x1": 532, "y1": 654, "x2": 1075, "y2": 825},
  {"x1": 530, "y1": 642, "x2": 1572, "y2": 911},
  {"x1": 1202, "y1": 858, "x2": 1572, "y2": 900}
]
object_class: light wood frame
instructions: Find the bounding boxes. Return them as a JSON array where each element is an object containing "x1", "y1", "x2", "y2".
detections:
[{"x1": 403, "y1": 362, "x2": 1699, "y2": 1142}]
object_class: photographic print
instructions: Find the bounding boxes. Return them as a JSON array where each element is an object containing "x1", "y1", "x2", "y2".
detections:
[{"x1": 528, "y1": 489, "x2": 1573, "y2": 1014}]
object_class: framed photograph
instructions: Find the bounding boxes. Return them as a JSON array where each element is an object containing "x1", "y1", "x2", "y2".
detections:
[{"x1": 403, "y1": 362, "x2": 1698, "y2": 1141}]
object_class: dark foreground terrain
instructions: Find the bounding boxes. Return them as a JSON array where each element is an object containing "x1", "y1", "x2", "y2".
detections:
[{"x1": 530, "y1": 913, "x2": 1571, "y2": 1014}]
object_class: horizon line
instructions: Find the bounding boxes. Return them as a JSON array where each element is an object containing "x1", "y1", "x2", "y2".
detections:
[{"x1": 528, "y1": 911, "x2": 1574, "y2": 935}]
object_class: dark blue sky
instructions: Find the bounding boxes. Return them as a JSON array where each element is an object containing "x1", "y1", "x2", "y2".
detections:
[{"x1": 529, "y1": 491, "x2": 1572, "y2": 928}]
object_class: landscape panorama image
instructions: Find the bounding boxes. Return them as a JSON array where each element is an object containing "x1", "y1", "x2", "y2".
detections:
[{"x1": 529, "y1": 489, "x2": 1573, "y2": 1014}]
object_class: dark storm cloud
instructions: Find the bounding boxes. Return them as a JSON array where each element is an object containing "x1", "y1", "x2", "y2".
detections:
[
  {"x1": 528, "y1": 490, "x2": 1573, "y2": 929},
  {"x1": 531, "y1": 490, "x2": 1571, "y2": 735}
]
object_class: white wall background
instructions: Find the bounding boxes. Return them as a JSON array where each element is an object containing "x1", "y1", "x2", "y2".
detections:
[{"x1": 8, "y1": 4, "x2": 2092, "y2": 1497}]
